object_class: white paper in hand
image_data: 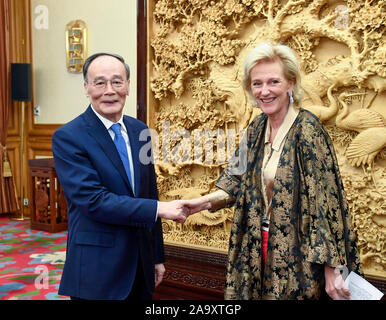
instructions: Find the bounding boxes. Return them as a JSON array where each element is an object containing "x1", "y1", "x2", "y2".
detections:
[{"x1": 344, "y1": 272, "x2": 384, "y2": 300}]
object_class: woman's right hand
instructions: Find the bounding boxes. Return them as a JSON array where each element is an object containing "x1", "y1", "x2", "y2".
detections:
[{"x1": 185, "y1": 196, "x2": 212, "y2": 214}]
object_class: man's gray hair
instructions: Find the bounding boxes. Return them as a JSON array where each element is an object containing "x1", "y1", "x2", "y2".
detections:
[{"x1": 82, "y1": 52, "x2": 130, "y2": 82}]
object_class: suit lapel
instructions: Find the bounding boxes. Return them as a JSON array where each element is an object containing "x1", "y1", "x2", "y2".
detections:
[
  {"x1": 83, "y1": 106, "x2": 134, "y2": 195},
  {"x1": 123, "y1": 116, "x2": 141, "y2": 197}
]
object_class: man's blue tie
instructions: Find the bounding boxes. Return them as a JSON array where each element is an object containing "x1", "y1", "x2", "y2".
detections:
[{"x1": 110, "y1": 123, "x2": 133, "y2": 190}]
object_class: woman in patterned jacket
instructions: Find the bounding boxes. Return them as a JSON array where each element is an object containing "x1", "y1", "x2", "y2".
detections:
[{"x1": 186, "y1": 42, "x2": 363, "y2": 300}]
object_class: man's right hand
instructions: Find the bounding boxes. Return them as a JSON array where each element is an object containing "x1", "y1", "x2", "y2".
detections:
[{"x1": 157, "y1": 200, "x2": 191, "y2": 223}]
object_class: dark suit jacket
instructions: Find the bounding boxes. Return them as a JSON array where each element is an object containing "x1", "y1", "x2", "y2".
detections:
[{"x1": 52, "y1": 106, "x2": 164, "y2": 300}]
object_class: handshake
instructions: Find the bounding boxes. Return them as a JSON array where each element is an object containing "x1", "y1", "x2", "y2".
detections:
[{"x1": 157, "y1": 198, "x2": 211, "y2": 224}]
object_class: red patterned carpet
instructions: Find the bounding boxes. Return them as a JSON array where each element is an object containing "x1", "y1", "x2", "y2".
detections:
[{"x1": 0, "y1": 216, "x2": 69, "y2": 300}]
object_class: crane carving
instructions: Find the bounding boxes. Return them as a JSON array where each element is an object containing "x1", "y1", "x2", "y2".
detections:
[
  {"x1": 303, "y1": 84, "x2": 338, "y2": 122},
  {"x1": 336, "y1": 92, "x2": 386, "y2": 133}
]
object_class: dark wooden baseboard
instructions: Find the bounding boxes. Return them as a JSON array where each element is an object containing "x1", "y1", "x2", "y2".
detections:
[{"x1": 153, "y1": 244, "x2": 227, "y2": 300}]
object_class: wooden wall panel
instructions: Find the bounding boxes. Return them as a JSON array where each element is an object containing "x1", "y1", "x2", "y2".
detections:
[
  {"x1": 6, "y1": 103, "x2": 18, "y2": 136},
  {"x1": 28, "y1": 138, "x2": 54, "y2": 160},
  {"x1": 10, "y1": 0, "x2": 31, "y2": 63}
]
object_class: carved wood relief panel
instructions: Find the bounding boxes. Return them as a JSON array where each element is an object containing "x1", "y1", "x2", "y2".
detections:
[{"x1": 147, "y1": 0, "x2": 386, "y2": 279}]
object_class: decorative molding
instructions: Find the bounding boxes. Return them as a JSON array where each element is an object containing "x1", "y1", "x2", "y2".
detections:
[
  {"x1": 164, "y1": 270, "x2": 224, "y2": 290},
  {"x1": 164, "y1": 244, "x2": 227, "y2": 267}
]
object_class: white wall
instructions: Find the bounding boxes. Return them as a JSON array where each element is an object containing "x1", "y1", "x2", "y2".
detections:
[{"x1": 31, "y1": 0, "x2": 137, "y2": 124}]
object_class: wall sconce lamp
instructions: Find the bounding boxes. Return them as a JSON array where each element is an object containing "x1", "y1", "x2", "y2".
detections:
[{"x1": 65, "y1": 20, "x2": 88, "y2": 73}]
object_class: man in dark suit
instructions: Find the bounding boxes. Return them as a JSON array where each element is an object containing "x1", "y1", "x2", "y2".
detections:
[{"x1": 52, "y1": 53, "x2": 189, "y2": 300}]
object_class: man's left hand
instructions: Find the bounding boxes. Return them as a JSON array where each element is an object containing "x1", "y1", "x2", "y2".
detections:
[{"x1": 155, "y1": 263, "x2": 166, "y2": 287}]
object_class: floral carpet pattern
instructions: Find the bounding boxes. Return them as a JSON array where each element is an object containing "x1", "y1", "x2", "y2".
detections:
[{"x1": 0, "y1": 216, "x2": 69, "y2": 300}]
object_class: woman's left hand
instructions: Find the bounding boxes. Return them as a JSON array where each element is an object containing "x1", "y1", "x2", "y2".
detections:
[{"x1": 324, "y1": 265, "x2": 350, "y2": 300}]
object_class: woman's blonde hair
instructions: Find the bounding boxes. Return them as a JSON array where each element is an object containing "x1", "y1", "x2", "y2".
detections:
[{"x1": 242, "y1": 42, "x2": 303, "y2": 108}]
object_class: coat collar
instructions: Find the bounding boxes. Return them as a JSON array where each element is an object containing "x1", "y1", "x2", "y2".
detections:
[{"x1": 264, "y1": 104, "x2": 299, "y2": 151}]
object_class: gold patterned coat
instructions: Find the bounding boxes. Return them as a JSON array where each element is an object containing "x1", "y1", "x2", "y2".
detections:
[{"x1": 216, "y1": 109, "x2": 363, "y2": 300}]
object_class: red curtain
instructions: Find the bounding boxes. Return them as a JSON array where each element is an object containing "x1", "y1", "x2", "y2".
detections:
[{"x1": 0, "y1": 0, "x2": 19, "y2": 214}]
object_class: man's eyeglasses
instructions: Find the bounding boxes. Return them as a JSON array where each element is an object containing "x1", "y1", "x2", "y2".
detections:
[{"x1": 91, "y1": 79, "x2": 127, "y2": 90}]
